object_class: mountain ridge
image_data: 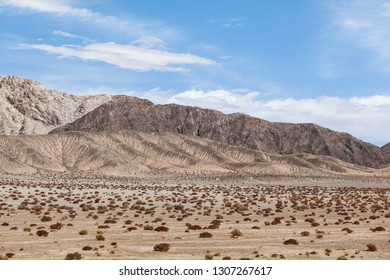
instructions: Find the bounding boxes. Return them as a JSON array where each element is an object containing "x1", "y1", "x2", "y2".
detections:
[
  {"x1": 0, "y1": 76, "x2": 388, "y2": 169},
  {"x1": 51, "y1": 95, "x2": 388, "y2": 168}
]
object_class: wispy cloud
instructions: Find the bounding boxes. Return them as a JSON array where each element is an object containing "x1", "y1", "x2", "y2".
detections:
[
  {"x1": 22, "y1": 42, "x2": 216, "y2": 72},
  {"x1": 326, "y1": 0, "x2": 390, "y2": 72},
  {"x1": 52, "y1": 30, "x2": 92, "y2": 43},
  {"x1": 221, "y1": 18, "x2": 243, "y2": 28},
  {"x1": 0, "y1": 0, "x2": 93, "y2": 16},
  {"x1": 0, "y1": 0, "x2": 178, "y2": 40},
  {"x1": 130, "y1": 36, "x2": 168, "y2": 50}
]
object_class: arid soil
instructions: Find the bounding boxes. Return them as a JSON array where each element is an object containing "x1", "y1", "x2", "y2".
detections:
[{"x1": 0, "y1": 172, "x2": 389, "y2": 260}]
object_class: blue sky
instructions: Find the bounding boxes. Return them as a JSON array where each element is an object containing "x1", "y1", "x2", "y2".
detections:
[{"x1": 1, "y1": 0, "x2": 390, "y2": 146}]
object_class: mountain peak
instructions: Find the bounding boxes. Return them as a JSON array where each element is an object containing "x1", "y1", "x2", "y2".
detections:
[{"x1": 0, "y1": 76, "x2": 112, "y2": 135}]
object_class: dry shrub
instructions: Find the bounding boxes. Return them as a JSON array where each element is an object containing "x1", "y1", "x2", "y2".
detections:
[
  {"x1": 154, "y1": 226, "x2": 169, "y2": 232},
  {"x1": 205, "y1": 253, "x2": 213, "y2": 260},
  {"x1": 154, "y1": 243, "x2": 170, "y2": 252},
  {"x1": 301, "y1": 231, "x2": 310, "y2": 236},
  {"x1": 98, "y1": 225, "x2": 110, "y2": 229},
  {"x1": 231, "y1": 229, "x2": 242, "y2": 237},
  {"x1": 5, "y1": 253, "x2": 14, "y2": 259},
  {"x1": 342, "y1": 228, "x2": 353, "y2": 234},
  {"x1": 65, "y1": 252, "x2": 82, "y2": 260},
  {"x1": 143, "y1": 224, "x2": 154, "y2": 231},
  {"x1": 49, "y1": 223, "x2": 62, "y2": 230},
  {"x1": 199, "y1": 232, "x2": 213, "y2": 238},
  {"x1": 366, "y1": 244, "x2": 378, "y2": 252},
  {"x1": 127, "y1": 226, "x2": 137, "y2": 232},
  {"x1": 371, "y1": 227, "x2": 385, "y2": 232},
  {"x1": 283, "y1": 239, "x2": 299, "y2": 245},
  {"x1": 79, "y1": 229, "x2": 88, "y2": 235},
  {"x1": 96, "y1": 234, "x2": 105, "y2": 241},
  {"x1": 36, "y1": 230, "x2": 49, "y2": 237},
  {"x1": 41, "y1": 216, "x2": 52, "y2": 222},
  {"x1": 188, "y1": 224, "x2": 203, "y2": 230},
  {"x1": 82, "y1": 246, "x2": 93, "y2": 251}
]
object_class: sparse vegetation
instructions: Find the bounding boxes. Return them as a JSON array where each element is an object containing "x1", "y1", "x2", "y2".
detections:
[
  {"x1": 199, "y1": 232, "x2": 213, "y2": 238},
  {"x1": 153, "y1": 243, "x2": 170, "y2": 252},
  {"x1": 283, "y1": 239, "x2": 299, "y2": 245},
  {"x1": 65, "y1": 252, "x2": 82, "y2": 260},
  {"x1": 96, "y1": 234, "x2": 105, "y2": 241},
  {"x1": 366, "y1": 244, "x2": 378, "y2": 252},
  {"x1": 231, "y1": 229, "x2": 242, "y2": 237}
]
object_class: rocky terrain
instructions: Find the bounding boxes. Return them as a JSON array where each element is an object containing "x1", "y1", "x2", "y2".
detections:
[
  {"x1": 0, "y1": 75, "x2": 389, "y2": 173},
  {"x1": 52, "y1": 96, "x2": 388, "y2": 168},
  {"x1": 0, "y1": 76, "x2": 112, "y2": 135}
]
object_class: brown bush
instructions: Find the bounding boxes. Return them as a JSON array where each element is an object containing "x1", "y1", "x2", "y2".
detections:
[
  {"x1": 49, "y1": 223, "x2": 62, "y2": 230},
  {"x1": 366, "y1": 244, "x2": 378, "y2": 252},
  {"x1": 371, "y1": 227, "x2": 385, "y2": 232},
  {"x1": 65, "y1": 252, "x2": 82, "y2": 260},
  {"x1": 187, "y1": 224, "x2": 203, "y2": 230},
  {"x1": 5, "y1": 253, "x2": 14, "y2": 259},
  {"x1": 40, "y1": 216, "x2": 52, "y2": 222},
  {"x1": 231, "y1": 229, "x2": 242, "y2": 237},
  {"x1": 143, "y1": 224, "x2": 154, "y2": 231},
  {"x1": 36, "y1": 230, "x2": 49, "y2": 237},
  {"x1": 199, "y1": 232, "x2": 213, "y2": 238},
  {"x1": 154, "y1": 226, "x2": 169, "y2": 232},
  {"x1": 96, "y1": 234, "x2": 105, "y2": 241},
  {"x1": 82, "y1": 246, "x2": 93, "y2": 251},
  {"x1": 283, "y1": 239, "x2": 299, "y2": 245},
  {"x1": 79, "y1": 230, "x2": 88, "y2": 235},
  {"x1": 154, "y1": 243, "x2": 170, "y2": 252}
]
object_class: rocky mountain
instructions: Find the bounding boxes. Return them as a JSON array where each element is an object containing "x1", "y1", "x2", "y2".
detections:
[
  {"x1": 0, "y1": 76, "x2": 112, "y2": 135},
  {"x1": 51, "y1": 96, "x2": 388, "y2": 168},
  {"x1": 0, "y1": 131, "x2": 374, "y2": 176},
  {"x1": 382, "y1": 143, "x2": 390, "y2": 154},
  {"x1": 1, "y1": 75, "x2": 388, "y2": 169}
]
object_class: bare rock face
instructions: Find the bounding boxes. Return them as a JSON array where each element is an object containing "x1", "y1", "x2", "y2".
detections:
[
  {"x1": 52, "y1": 96, "x2": 388, "y2": 168},
  {"x1": 382, "y1": 143, "x2": 390, "y2": 157},
  {"x1": 0, "y1": 76, "x2": 112, "y2": 135}
]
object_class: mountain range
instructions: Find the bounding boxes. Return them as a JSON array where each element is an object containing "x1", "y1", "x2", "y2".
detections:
[{"x1": 0, "y1": 75, "x2": 389, "y2": 175}]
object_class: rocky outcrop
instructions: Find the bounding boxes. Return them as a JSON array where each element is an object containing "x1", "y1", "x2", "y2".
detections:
[{"x1": 0, "y1": 76, "x2": 112, "y2": 135}]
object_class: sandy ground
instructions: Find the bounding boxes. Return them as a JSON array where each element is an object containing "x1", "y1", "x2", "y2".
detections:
[{"x1": 0, "y1": 172, "x2": 389, "y2": 260}]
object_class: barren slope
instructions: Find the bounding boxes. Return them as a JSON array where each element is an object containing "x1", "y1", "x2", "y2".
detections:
[
  {"x1": 52, "y1": 96, "x2": 387, "y2": 168},
  {"x1": 0, "y1": 76, "x2": 112, "y2": 135},
  {"x1": 0, "y1": 131, "x2": 375, "y2": 176}
]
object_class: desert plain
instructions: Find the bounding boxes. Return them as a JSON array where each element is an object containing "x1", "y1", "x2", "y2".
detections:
[{"x1": 0, "y1": 172, "x2": 389, "y2": 260}]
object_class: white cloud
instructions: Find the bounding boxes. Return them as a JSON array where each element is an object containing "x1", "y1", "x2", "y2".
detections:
[
  {"x1": 153, "y1": 89, "x2": 390, "y2": 146},
  {"x1": 221, "y1": 18, "x2": 243, "y2": 28},
  {"x1": 331, "y1": 0, "x2": 390, "y2": 65},
  {"x1": 130, "y1": 36, "x2": 168, "y2": 50},
  {"x1": 22, "y1": 42, "x2": 216, "y2": 72},
  {"x1": 0, "y1": 0, "x2": 93, "y2": 16},
  {"x1": 0, "y1": 0, "x2": 178, "y2": 40},
  {"x1": 53, "y1": 30, "x2": 79, "y2": 38}
]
